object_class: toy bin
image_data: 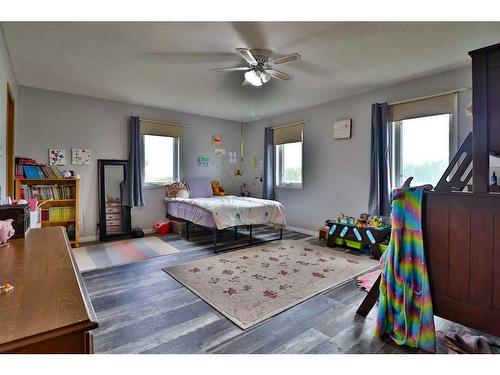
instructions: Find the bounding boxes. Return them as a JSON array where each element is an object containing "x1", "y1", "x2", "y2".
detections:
[
  {"x1": 332, "y1": 237, "x2": 346, "y2": 246},
  {"x1": 345, "y1": 239, "x2": 366, "y2": 250},
  {"x1": 154, "y1": 219, "x2": 170, "y2": 234}
]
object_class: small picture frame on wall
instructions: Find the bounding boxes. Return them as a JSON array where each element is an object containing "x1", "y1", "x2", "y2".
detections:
[
  {"x1": 72, "y1": 148, "x2": 92, "y2": 165},
  {"x1": 48, "y1": 149, "x2": 66, "y2": 166},
  {"x1": 333, "y1": 119, "x2": 352, "y2": 140},
  {"x1": 212, "y1": 135, "x2": 223, "y2": 146},
  {"x1": 214, "y1": 148, "x2": 226, "y2": 159}
]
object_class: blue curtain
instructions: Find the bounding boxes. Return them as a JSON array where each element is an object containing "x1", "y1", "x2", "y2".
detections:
[
  {"x1": 126, "y1": 116, "x2": 145, "y2": 207},
  {"x1": 263, "y1": 127, "x2": 275, "y2": 200},
  {"x1": 368, "y1": 103, "x2": 391, "y2": 216}
]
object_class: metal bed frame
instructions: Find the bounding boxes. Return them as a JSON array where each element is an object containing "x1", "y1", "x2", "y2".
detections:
[{"x1": 172, "y1": 215, "x2": 283, "y2": 253}]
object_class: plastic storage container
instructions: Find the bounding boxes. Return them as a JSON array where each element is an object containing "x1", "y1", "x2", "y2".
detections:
[{"x1": 154, "y1": 219, "x2": 170, "y2": 234}]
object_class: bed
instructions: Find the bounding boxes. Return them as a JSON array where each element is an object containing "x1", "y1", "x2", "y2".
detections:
[{"x1": 165, "y1": 178, "x2": 286, "y2": 252}]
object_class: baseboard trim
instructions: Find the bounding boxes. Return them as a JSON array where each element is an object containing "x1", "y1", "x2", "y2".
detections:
[
  {"x1": 80, "y1": 228, "x2": 154, "y2": 244},
  {"x1": 80, "y1": 235, "x2": 98, "y2": 243},
  {"x1": 285, "y1": 226, "x2": 317, "y2": 237}
]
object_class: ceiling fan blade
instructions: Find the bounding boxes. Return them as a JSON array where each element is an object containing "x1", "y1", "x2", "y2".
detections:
[
  {"x1": 142, "y1": 52, "x2": 241, "y2": 65},
  {"x1": 269, "y1": 53, "x2": 301, "y2": 65},
  {"x1": 211, "y1": 66, "x2": 251, "y2": 72},
  {"x1": 235, "y1": 48, "x2": 258, "y2": 65},
  {"x1": 266, "y1": 68, "x2": 293, "y2": 81}
]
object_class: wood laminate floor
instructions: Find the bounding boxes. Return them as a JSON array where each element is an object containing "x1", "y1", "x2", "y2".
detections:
[{"x1": 82, "y1": 226, "x2": 500, "y2": 354}]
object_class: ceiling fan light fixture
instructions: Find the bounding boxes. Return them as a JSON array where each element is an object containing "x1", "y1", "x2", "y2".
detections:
[
  {"x1": 244, "y1": 70, "x2": 262, "y2": 86},
  {"x1": 260, "y1": 70, "x2": 272, "y2": 83},
  {"x1": 212, "y1": 48, "x2": 299, "y2": 86}
]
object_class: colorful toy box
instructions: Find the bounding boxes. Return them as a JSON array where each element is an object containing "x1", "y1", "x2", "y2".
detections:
[{"x1": 324, "y1": 213, "x2": 391, "y2": 259}]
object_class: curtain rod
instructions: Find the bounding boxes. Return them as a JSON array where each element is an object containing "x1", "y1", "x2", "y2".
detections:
[
  {"x1": 139, "y1": 118, "x2": 187, "y2": 127},
  {"x1": 271, "y1": 121, "x2": 306, "y2": 130},
  {"x1": 388, "y1": 88, "x2": 471, "y2": 106}
]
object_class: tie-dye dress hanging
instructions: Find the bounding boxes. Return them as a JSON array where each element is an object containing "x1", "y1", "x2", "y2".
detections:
[{"x1": 375, "y1": 187, "x2": 436, "y2": 352}]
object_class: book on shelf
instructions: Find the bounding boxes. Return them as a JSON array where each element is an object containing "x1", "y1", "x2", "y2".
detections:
[
  {"x1": 20, "y1": 184, "x2": 75, "y2": 200},
  {"x1": 15, "y1": 157, "x2": 38, "y2": 165},
  {"x1": 41, "y1": 207, "x2": 75, "y2": 222},
  {"x1": 15, "y1": 158, "x2": 64, "y2": 179}
]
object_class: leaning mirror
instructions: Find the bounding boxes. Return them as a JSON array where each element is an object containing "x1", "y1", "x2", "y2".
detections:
[{"x1": 98, "y1": 159, "x2": 131, "y2": 241}]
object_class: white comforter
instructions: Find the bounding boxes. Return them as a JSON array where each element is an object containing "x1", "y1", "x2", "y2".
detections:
[{"x1": 168, "y1": 195, "x2": 286, "y2": 230}]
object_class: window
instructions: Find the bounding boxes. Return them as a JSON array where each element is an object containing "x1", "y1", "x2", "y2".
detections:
[
  {"x1": 276, "y1": 142, "x2": 303, "y2": 187},
  {"x1": 140, "y1": 120, "x2": 183, "y2": 186},
  {"x1": 143, "y1": 134, "x2": 180, "y2": 185},
  {"x1": 274, "y1": 122, "x2": 304, "y2": 189},
  {"x1": 391, "y1": 114, "x2": 452, "y2": 188},
  {"x1": 388, "y1": 93, "x2": 457, "y2": 188}
]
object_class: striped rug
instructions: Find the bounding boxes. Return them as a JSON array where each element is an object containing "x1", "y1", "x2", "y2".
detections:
[{"x1": 74, "y1": 236, "x2": 180, "y2": 272}]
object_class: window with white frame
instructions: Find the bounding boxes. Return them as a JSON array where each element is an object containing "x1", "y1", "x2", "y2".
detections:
[
  {"x1": 143, "y1": 134, "x2": 180, "y2": 184},
  {"x1": 389, "y1": 93, "x2": 457, "y2": 188},
  {"x1": 140, "y1": 120, "x2": 182, "y2": 186},
  {"x1": 274, "y1": 122, "x2": 304, "y2": 189}
]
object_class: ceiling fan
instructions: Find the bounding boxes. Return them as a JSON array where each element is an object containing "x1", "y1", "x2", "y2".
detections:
[{"x1": 211, "y1": 48, "x2": 301, "y2": 87}]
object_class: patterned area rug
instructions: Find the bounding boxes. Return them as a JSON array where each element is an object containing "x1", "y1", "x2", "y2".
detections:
[
  {"x1": 74, "y1": 236, "x2": 180, "y2": 272},
  {"x1": 164, "y1": 240, "x2": 379, "y2": 329}
]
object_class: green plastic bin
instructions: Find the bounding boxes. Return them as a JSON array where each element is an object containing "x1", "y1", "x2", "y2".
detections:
[
  {"x1": 345, "y1": 239, "x2": 364, "y2": 250},
  {"x1": 332, "y1": 237, "x2": 346, "y2": 246}
]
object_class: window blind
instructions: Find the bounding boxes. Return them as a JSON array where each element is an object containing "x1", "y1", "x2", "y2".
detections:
[
  {"x1": 140, "y1": 120, "x2": 183, "y2": 137},
  {"x1": 273, "y1": 122, "x2": 304, "y2": 145},
  {"x1": 388, "y1": 93, "x2": 457, "y2": 122}
]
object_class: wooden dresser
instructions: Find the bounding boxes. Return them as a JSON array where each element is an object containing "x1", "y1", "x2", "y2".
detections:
[{"x1": 0, "y1": 227, "x2": 98, "y2": 353}]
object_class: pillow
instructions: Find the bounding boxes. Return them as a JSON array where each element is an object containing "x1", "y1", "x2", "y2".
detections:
[
  {"x1": 185, "y1": 177, "x2": 213, "y2": 198},
  {"x1": 165, "y1": 182, "x2": 189, "y2": 199}
]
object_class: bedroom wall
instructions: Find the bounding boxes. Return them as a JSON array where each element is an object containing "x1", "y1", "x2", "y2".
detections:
[
  {"x1": 16, "y1": 86, "x2": 244, "y2": 239},
  {"x1": 0, "y1": 26, "x2": 17, "y2": 200},
  {"x1": 243, "y1": 67, "x2": 473, "y2": 233}
]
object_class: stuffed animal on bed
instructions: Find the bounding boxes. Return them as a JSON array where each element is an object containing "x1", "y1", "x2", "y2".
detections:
[
  {"x1": 165, "y1": 182, "x2": 190, "y2": 199},
  {"x1": 211, "y1": 180, "x2": 226, "y2": 196}
]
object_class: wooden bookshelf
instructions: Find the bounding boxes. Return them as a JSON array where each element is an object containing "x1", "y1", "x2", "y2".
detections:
[{"x1": 14, "y1": 178, "x2": 81, "y2": 247}]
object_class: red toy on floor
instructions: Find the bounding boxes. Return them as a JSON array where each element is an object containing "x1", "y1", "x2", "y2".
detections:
[{"x1": 154, "y1": 219, "x2": 170, "y2": 234}]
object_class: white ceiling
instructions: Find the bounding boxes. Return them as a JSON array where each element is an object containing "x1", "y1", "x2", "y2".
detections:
[{"x1": 3, "y1": 22, "x2": 500, "y2": 122}]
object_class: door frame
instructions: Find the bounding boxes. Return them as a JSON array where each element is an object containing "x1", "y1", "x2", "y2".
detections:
[{"x1": 6, "y1": 83, "x2": 15, "y2": 197}]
